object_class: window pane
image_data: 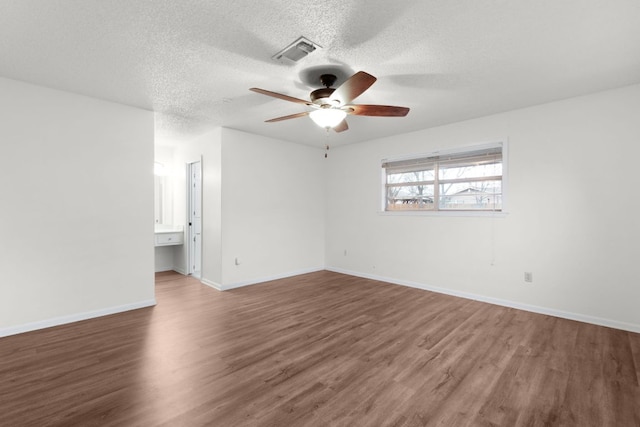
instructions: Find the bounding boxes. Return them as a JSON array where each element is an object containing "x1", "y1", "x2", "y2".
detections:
[
  {"x1": 439, "y1": 181, "x2": 502, "y2": 210},
  {"x1": 382, "y1": 143, "x2": 504, "y2": 213},
  {"x1": 387, "y1": 169, "x2": 434, "y2": 184},
  {"x1": 387, "y1": 185, "x2": 435, "y2": 210},
  {"x1": 440, "y1": 180, "x2": 501, "y2": 196},
  {"x1": 439, "y1": 162, "x2": 502, "y2": 180}
]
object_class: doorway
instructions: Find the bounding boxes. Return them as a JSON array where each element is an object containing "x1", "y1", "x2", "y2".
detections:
[{"x1": 187, "y1": 160, "x2": 202, "y2": 278}]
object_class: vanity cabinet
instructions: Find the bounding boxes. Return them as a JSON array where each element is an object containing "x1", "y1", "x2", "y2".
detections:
[{"x1": 154, "y1": 226, "x2": 184, "y2": 247}]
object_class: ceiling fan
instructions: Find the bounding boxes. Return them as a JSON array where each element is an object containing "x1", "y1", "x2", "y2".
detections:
[{"x1": 249, "y1": 71, "x2": 410, "y2": 132}]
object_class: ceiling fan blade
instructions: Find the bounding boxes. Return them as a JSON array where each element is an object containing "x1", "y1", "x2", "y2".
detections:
[
  {"x1": 333, "y1": 119, "x2": 349, "y2": 133},
  {"x1": 250, "y1": 88, "x2": 313, "y2": 106},
  {"x1": 349, "y1": 104, "x2": 410, "y2": 117},
  {"x1": 330, "y1": 71, "x2": 377, "y2": 105},
  {"x1": 264, "y1": 111, "x2": 310, "y2": 123}
]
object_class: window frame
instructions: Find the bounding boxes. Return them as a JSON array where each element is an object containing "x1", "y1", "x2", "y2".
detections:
[{"x1": 380, "y1": 141, "x2": 508, "y2": 216}]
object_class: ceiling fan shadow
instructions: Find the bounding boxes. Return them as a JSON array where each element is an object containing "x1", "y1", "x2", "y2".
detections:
[
  {"x1": 386, "y1": 73, "x2": 462, "y2": 90},
  {"x1": 297, "y1": 64, "x2": 355, "y2": 89},
  {"x1": 200, "y1": 93, "x2": 275, "y2": 122},
  {"x1": 190, "y1": 11, "x2": 279, "y2": 66},
  {"x1": 340, "y1": 0, "x2": 413, "y2": 48}
]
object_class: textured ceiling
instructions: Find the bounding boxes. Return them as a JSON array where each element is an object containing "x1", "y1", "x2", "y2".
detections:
[{"x1": 1, "y1": 0, "x2": 639, "y2": 148}]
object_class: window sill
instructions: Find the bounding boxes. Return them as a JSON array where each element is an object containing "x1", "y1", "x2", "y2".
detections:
[{"x1": 377, "y1": 210, "x2": 508, "y2": 218}]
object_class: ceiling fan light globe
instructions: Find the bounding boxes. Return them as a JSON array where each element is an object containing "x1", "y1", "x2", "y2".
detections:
[{"x1": 309, "y1": 109, "x2": 347, "y2": 128}]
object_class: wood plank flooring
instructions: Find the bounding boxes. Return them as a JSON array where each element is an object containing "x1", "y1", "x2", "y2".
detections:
[{"x1": 1, "y1": 270, "x2": 639, "y2": 426}]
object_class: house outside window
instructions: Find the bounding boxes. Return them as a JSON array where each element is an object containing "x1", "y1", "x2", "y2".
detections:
[{"x1": 382, "y1": 142, "x2": 505, "y2": 213}]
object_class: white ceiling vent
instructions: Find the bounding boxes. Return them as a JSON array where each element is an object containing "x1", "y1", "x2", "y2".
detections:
[{"x1": 272, "y1": 36, "x2": 321, "y2": 64}]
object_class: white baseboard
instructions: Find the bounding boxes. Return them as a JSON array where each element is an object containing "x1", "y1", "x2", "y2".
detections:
[
  {"x1": 211, "y1": 267, "x2": 325, "y2": 291},
  {"x1": 10, "y1": 268, "x2": 635, "y2": 338},
  {"x1": 326, "y1": 267, "x2": 640, "y2": 334},
  {"x1": 0, "y1": 299, "x2": 157, "y2": 338},
  {"x1": 201, "y1": 278, "x2": 223, "y2": 291}
]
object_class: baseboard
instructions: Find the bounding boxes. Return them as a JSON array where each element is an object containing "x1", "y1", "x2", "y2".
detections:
[
  {"x1": 217, "y1": 267, "x2": 325, "y2": 291},
  {"x1": 0, "y1": 299, "x2": 157, "y2": 338},
  {"x1": 201, "y1": 278, "x2": 223, "y2": 291},
  {"x1": 326, "y1": 267, "x2": 640, "y2": 334}
]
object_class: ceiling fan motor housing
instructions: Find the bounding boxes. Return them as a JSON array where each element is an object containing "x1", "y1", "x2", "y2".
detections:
[
  {"x1": 310, "y1": 87, "x2": 335, "y2": 104},
  {"x1": 319, "y1": 74, "x2": 337, "y2": 87},
  {"x1": 310, "y1": 74, "x2": 339, "y2": 105}
]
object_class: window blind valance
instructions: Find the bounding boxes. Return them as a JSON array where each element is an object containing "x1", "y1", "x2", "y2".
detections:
[{"x1": 382, "y1": 146, "x2": 502, "y2": 172}]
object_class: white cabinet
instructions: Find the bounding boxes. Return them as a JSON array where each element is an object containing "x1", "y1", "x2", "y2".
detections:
[{"x1": 154, "y1": 226, "x2": 184, "y2": 247}]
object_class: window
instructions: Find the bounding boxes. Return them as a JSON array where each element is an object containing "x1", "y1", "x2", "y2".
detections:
[{"x1": 382, "y1": 143, "x2": 504, "y2": 212}]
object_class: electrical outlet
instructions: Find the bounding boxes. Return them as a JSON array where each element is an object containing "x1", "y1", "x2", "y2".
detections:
[{"x1": 524, "y1": 272, "x2": 533, "y2": 283}]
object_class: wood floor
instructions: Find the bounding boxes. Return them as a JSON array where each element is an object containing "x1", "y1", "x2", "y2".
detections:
[{"x1": 1, "y1": 271, "x2": 639, "y2": 426}]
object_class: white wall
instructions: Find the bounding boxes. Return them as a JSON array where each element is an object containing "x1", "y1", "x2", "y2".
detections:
[
  {"x1": 326, "y1": 84, "x2": 640, "y2": 332},
  {"x1": 154, "y1": 246, "x2": 175, "y2": 273},
  {"x1": 154, "y1": 145, "x2": 176, "y2": 273},
  {"x1": 0, "y1": 77, "x2": 155, "y2": 336},
  {"x1": 168, "y1": 128, "x2": 325, "y2": 289},
  {"x1": 219, "y1": 129, "x2": 326, "y2": 288}
]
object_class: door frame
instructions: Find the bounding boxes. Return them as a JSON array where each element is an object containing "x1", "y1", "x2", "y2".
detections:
[{"x1": 186, "y1": 158, "x2": 202, "y2": 278}]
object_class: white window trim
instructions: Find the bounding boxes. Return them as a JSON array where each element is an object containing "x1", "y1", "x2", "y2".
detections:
[{"x1": 379, "y1": 140, "x2": 509, "y2": 217}]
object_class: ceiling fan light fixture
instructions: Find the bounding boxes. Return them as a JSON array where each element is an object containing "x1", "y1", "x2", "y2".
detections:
[
  {"x1": 250, "y1": 70, "x2": 409, "y2": 132},
  {"x1": 309, "y1": 109, "x2": 347, "y2": 129}
]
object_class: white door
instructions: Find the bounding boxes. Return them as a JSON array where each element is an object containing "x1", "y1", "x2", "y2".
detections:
[{"x1": 188, "y1": 161, "x2": 202, "y2": 277}]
